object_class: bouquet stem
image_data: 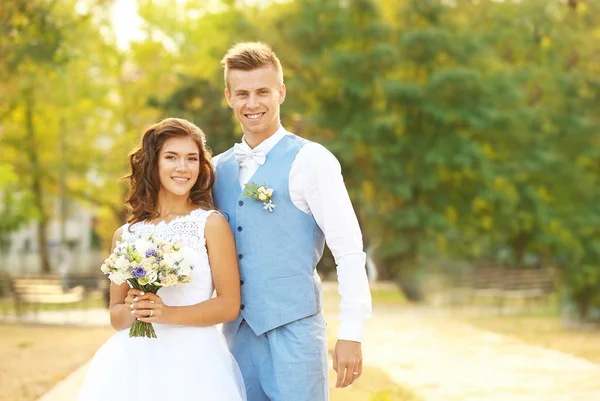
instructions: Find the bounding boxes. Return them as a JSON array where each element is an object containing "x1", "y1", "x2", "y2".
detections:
[{"x1": 128, "y1": 279, "x2": 160, "y2": 339}]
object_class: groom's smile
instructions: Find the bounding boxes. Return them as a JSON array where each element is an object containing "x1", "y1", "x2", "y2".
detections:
[{"x1": 244, "y1": 112, "x2": 265, "y2": 121}]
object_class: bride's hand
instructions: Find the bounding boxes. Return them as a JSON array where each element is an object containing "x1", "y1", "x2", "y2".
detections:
[
  {"x1": 130, "y1": 292, "x2": 167, "y2": 323},
  {"x1": 124, "y1": 288, "x2": 143, "y2": 309}
]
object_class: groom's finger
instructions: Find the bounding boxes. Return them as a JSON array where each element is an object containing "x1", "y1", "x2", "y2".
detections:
[
  {"x1": 348, "y1": 360, "x2": 360, "y2": 386},
  {"x1": 353, "y1": 358, "x2": 362, "y2": 381},
  {"x1": 342, "y1": 363, "x2": 355, "y2": 388},
  {"x1": 336, "y1": 361, "x2": 348, "y2": 388}
]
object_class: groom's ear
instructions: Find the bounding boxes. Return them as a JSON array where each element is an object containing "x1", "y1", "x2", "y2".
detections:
[
  {"x1": 278, "y1": 83, "x2": 286, "y2": 105},
  {"x1": 224, "y1": 88, "x2": 233, "y2": 108}
]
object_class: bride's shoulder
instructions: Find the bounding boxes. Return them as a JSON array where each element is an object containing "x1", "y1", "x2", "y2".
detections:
[
  {"x1": 205, "y1": 210, "x2": 227, "y2": 224},
  {"x1": 203, "y1": 211, "x2": 231, "y2": 242}
]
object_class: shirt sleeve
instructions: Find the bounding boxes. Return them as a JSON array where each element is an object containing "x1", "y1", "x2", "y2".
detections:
[{"x1": 293, "y1": 143, "x2": 372, "y2": 342}]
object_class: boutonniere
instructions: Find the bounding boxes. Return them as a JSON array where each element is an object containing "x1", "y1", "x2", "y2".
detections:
[{"x1": 243, "y1": 181, "x2": 276, "y2": 212}]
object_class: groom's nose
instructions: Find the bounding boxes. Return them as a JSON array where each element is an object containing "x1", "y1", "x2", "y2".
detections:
[{"x1": 246, "y1": 93, "x2": 259, "y2": 109}]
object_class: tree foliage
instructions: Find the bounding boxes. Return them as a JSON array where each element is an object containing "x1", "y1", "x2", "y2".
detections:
[{"x1": 2, "y1": 0, "x2": 600, "y2": 316}]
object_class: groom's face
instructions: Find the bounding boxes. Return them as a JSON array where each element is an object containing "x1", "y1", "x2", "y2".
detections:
[{"x1": 225, "y1": 66, "x2": 286, "y2": 140}]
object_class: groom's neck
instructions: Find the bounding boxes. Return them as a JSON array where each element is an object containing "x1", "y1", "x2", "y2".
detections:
[{"x1": 243, "y1": 127, "x2": 278, "y2": 149}]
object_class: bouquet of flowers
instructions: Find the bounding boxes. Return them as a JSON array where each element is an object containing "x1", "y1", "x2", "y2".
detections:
[{"x1": 100, "y1": 234, "x2": 193, "y2": 338}]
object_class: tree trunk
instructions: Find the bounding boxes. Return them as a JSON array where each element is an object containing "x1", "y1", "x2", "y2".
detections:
[
  {"x1": 512, "y1": 231, "x2": 529, "y2": 268},
  {"x1": 24, "y1": 88, "x2": 51, "y2": 274}
]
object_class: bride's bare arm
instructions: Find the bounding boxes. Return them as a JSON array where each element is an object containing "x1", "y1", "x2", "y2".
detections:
[
  {"x1": 107, "y1": 227, "x2": 136, "y2": 331},
  {"x1": 134, "y1": 212, "x2": 241, "y2": 327}
]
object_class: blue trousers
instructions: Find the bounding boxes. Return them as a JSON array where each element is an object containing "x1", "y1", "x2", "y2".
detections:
[{"x1": 226, "y1": 312, "x2": 329, "y2": 401}]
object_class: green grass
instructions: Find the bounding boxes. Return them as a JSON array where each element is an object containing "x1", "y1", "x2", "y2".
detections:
[{"x1": 370, "y1": 286, "x2": 408, "y2": 304}]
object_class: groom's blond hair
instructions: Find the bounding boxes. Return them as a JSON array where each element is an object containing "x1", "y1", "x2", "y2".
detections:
[{"x1": 221, "y1": 42, "x2": 284, "y2": 89}]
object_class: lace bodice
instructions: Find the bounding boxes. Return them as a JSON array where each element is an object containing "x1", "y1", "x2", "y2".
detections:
[{"x1": 121, "y1": 208, "x2": 216, "y2": 307}]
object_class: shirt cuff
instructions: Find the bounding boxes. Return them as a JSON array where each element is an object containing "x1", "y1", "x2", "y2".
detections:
[{"x1": 337, "y1": 318, "x2": 365, "y2": 342}]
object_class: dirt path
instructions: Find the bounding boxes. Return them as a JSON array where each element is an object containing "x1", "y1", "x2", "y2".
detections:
[
  {"x1": 359, "y1": 305, "x2": 600, "y2": 401},
  {"x1": 18, "y1": 284, "x2": 600, "y2": 401}
]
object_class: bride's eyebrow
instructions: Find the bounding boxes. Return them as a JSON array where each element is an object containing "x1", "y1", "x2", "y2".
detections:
[{"x1": 163, "y1": 151, "x2": 199, "y2": 156}]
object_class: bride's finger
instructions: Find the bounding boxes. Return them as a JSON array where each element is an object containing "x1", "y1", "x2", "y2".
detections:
[
  {"x1": 130, "y1": 307, "x2": 156, "y2": 318},
  {"x1": 136, "y1": 308, "x2": 160, "y2": 322},
  {"x1": 133, "y1": 293, "x2": 161, "y2": 304},
  {"x1": 131, "y1": 300, "x2": 156, "y2": 310}
]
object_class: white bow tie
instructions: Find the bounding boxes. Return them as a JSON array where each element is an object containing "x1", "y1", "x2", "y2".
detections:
[{"x1": 234, "y1": 143, "x2": 266, "y2": 166}]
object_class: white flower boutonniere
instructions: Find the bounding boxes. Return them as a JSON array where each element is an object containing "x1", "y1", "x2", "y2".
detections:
[{"x1": 243, "y1": 181, "x2": 276, "y2": 212}]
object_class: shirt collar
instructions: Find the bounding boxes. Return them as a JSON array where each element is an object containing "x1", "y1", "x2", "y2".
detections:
[{"x1": 240, "y1": 125, "x2": 286, "y2": 156}]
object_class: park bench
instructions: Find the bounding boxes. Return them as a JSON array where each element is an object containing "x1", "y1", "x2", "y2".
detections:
[
  {"x1": 427, "y1": 266, "x2": 557, "y2": 309},
  {"x1": 471, "y1": 267, "x2": 557, "y2": 310},
  {"x1": 12, "y1": 276, "x2": 85, "y2": 314}
]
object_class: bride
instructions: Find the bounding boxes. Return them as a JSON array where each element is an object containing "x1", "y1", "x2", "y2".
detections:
[{"x1": 78, "y1": 118, "x2": 246, "y2": 401}]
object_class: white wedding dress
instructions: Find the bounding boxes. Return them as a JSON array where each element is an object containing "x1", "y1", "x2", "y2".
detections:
[{"x1": 78, "y1": 209, "x2": 246, "y2": 401}]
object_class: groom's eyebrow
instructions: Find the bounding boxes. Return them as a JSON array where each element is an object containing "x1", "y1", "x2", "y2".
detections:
[{"x1": 234, "y1": 87, "x2": 270, "y2": 94}]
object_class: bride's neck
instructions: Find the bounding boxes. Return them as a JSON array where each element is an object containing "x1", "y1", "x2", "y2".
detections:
[{"x1": 155, "y1": 194, "x2": 194, "y2": 219}]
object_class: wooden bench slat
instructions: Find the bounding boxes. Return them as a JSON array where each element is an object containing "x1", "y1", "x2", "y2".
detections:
[{"x1": 12, "y1": 277, "x2": 85, "y2": 305}]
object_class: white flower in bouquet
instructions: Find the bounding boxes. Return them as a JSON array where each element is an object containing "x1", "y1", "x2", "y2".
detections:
[
  {"x1": 109, "y1": 269, "x2": 131, "y2": 286},
  {"x1": 176, "y1": 259, "x2": 193, "y2": 278},
  {"x1": 114, "y1": 257, "x2": 129, "y2": 271},
  {"x1": 161, "y1": 252, "x2": 180, "y2": 271},
  {"x1": 134, "y1": 239, "x2": 155, "y2": 257}
]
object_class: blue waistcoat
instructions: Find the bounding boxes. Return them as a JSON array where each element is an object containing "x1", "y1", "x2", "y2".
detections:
[{"x1": 213, "y1": 133, "x2": 326, "y2": 336}]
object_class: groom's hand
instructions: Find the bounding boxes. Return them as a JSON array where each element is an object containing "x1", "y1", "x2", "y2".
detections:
[{"x1": 333, "y1": 339, "x2": 363, "y2": 388}]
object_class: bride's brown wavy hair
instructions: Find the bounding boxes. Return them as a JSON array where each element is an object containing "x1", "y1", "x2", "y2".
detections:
[{"x1": 124, "y1": 118, "x2": 215, "y2": 226}]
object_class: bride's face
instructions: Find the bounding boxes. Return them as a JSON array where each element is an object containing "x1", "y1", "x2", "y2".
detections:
[{"x1": 157, "y1": 136, "x2": 201, "y2": 197}]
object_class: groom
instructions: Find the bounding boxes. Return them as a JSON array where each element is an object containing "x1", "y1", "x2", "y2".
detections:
[{"x1": 213, "y1": 42, "x2": 372, "y2": 401}]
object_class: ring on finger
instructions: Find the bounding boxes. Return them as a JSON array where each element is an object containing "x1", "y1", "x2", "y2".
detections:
[
  {"x1": 353, "y1": 371, "x2": 360, "y2": 375},
  {"x1": 149, "y1": 309, "x2": 153, "y2": 318}
]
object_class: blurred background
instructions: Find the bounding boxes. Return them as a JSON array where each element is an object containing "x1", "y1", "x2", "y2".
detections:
[{"x1": 2, "y1": 0, "x2": 600, "y2": 400}]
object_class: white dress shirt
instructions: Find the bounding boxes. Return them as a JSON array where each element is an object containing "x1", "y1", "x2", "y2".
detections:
[{"x1": 214, "y1": 126, "x2": 372, "y2": 342}]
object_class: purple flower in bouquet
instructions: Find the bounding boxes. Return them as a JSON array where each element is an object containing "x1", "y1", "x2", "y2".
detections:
[{"x1": 133, "y1": 267, "x2": 146, "y2": 278}]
